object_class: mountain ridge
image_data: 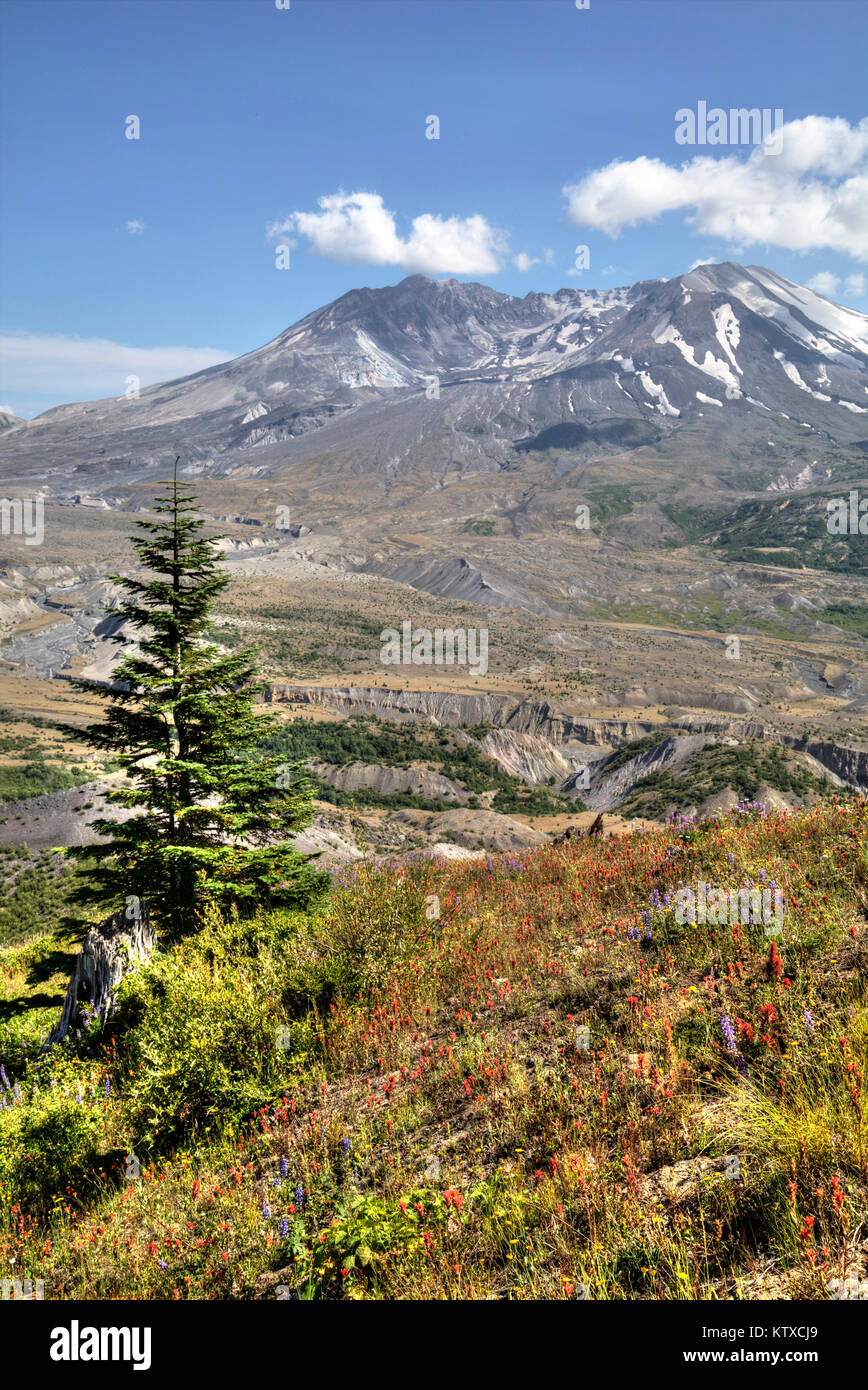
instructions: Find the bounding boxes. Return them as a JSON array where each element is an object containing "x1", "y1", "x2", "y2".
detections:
[{"x1": 3, "y1": 262, "x2": 867, "y2": 491}]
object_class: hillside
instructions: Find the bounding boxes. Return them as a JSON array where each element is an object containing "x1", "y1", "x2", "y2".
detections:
[{"x1": 1, "y1": 798, "x2": 866, "y2": 1301}]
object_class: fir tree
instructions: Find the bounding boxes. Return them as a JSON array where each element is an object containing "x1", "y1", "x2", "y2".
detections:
[{"x1": 65, "y1": 462, "x2": 327, "y2": 936}]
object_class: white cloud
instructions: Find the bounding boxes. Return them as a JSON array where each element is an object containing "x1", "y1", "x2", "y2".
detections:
[
  {"x1": 563, "y1": 116, "x2": 868, "y2": 259},
  {"x1": 806, "y1": 270, "x2": 866, "y2": 300},
  {"x1": 126, "y1": 219, "x2": 146, "y2": 235},
  {"x1": 514, "y1": 252, "x2": 540, "y2": 272},
  {"x1": 0, "y1": 332, "x2": 232, "y2": 400},
  {"x1": 689, "y1": 257, "x2": 715, "y2": 269},
  {"x1": 268, "y1": 190, "x2": 507, "y2": 275},
  {"x1": 806, "y1": 271, "x2": 841, "y2": 296}
]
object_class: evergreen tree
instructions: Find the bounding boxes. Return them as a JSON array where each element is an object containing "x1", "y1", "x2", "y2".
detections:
[{"x1": 65, "y1": 462, "x2": 327, "y2": 936}]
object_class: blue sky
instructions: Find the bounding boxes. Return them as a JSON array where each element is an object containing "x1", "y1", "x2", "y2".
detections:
[{"x1": 1, "y1": 0, "x2": 866, "y2": 417}]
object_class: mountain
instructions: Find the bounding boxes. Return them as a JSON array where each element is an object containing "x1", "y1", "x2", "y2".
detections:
[{"x1": 2, "y1": 263, "x2": 867, "y2": 492}]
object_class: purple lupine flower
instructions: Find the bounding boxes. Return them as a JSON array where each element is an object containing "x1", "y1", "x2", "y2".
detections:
[
  {"x1": 803, "y1": 1010, "x2": 815, "y2": 1032},
  {"x1": 159, "y1": 1260, "x2": 168, "y2": 1270},
  {"x1": 650, "y1": 889, "x2": 660, "y2": 909},
  {"x1": 720, "y1": 1016, "x2": 737, "y2": 1054},
  {"x1": 294, "y1": 1184, "x2": 305, "y2": 1210},
  {"x1": 641, "y1": 910, "x2": 651, "y2": 928},
  {"x1": 261, "y1": 1200, "x2": 271, "y2": 1219},
  {"x1": 342, "y1": 1137, "x2": 352, "y2": 1155},
  {"x1": 279, "y1": 1156, "x2": 289, "y2": 1178},
  {"x1": 279, "y1": 1218, "x2": 289, "y2": 1239},
  {"x1": 104, "y1": 1077, "x2": 111, "y2": 1100},
  {"x1": 76, "y1": 1087, "x2": 82, "y2": 1104},
  {"x1": 0, "y1": 1065, "x2": 9, "y2": 1090},
  {"x1": 727, "y1": 852, "x2": 735, "y2": 866}
]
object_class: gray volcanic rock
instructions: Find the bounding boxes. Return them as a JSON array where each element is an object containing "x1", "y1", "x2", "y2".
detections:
[
  {"x1": 312, "y1": 760, "x2": 470, "y2": 803},
  {"x1": 3, "y1": 264, "x2": 866, "y2": 490}
]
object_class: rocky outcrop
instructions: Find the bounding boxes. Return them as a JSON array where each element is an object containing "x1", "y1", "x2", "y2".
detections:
[
  {"x1": 312, "y1": 760, "x2": 470, "y2": 803},
  {"x1": 579, "y1": 735, "x2": 713, "y2": 812},
  {"x1": 781, "y1": 737, "x2": 868, "y2": 790},
  {"x1": 263, "y1": 683, "x2": 655, "y2": 747},
  {"x1": 479, "y1": 729, "x2": 576, "y2": 786},
  {"x1": 390, "y1": 806, "x2": 548, "y2": 853}
]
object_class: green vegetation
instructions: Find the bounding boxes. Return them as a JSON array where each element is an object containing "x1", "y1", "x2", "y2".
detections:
[
  {"x1": 255, "y1": 716, "x2": 578, "y2": 816},
  {"x1": 584, "y1": 483, "x2": 639, "y2": 524},
  {"x1": 818, "y1": 602, "x2": 868, "y2": 639},
  {"x1": 0, "y1": 758, "x2": 86, "y2": 802},
  {"x1": 0, "y1": 848, "x2": 72, "y2": 947},
  {"x1": 1, "y1": 799, "x2": 865, "y2": 1299},
  {"x1": 62, "y1": 465, "x2": 327, "y2": 937},
  {"x1": 599, "y1": 733, "x2": 671, "y2": 776},
  {"x1": 661, "y1": 496, "x2": 866, "y2": 574},
  {"x1": 618, "y1": 741, "x2": 840, "y2": 819}
]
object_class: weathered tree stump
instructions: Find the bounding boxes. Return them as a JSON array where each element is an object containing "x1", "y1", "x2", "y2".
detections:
[{"x1": 41, "y1": 903, "x2": 156, "y2": 1053}]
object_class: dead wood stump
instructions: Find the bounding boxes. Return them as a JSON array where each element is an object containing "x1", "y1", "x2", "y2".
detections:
[{"x1": 41, "y1": 902, "x2": 156, "y2": 1053}]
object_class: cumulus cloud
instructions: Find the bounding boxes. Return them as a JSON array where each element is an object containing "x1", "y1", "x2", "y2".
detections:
[
  {"x1": 514, "y1": 252, "x2": 540, "y2": 272},
  {"x1": 0, "y1": 332, "x2": 233, "y2": 402},
  {"x1": 807, "y1": 271, "x2": 842, "y2": 296},
  {"x1": 126, "y1": 219, "x2": 146, "y2": 235},
  {"x1": 563, "y1": 116, "x2": 868, "y2": 259},
  {"x1": 268, "y1": 190, "x2": 507, "y2": 275},
  {"x1": 807, "y1": 270, "x2": 867, "y2": 299},
  {"x1": 689, "y1": 257, "x2": 715, "y2": 269}
]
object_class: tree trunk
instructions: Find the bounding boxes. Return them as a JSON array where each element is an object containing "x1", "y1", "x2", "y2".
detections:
[{"x1": 41, "y1": 904, "x2": 156, "y2": 1053}]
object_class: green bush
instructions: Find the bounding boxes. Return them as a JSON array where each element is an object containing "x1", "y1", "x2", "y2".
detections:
[
  {"x1": 0, "y1": 1081, "x2": 107, "y2": 1219},
  {"x1": 110, "y1": 909, "x2": 338, "y2": 1145}
]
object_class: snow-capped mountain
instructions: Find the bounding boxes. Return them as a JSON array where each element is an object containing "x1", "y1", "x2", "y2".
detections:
[{"x1": 2, "y1": 263, "x2": 867, "y2": 487}]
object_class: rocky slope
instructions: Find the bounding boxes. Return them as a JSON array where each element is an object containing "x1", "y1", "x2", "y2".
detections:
[{"x1": 3, "y1": 264, "x2": 866, "y2": 492}]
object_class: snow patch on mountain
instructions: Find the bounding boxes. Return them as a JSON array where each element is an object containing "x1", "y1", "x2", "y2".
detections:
[
  {"x1": 653, "y1": 324, "x2": 740, "y2": 391},
  {"x1": 638, "y1": 372, "x2": 679, "y2": 416},
  {"x1": 774, "y1": 351, "x2": 831, "y2": 401},
  {"x1": 712, "y1": 303, "x2": 742, "y2": 373}
]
